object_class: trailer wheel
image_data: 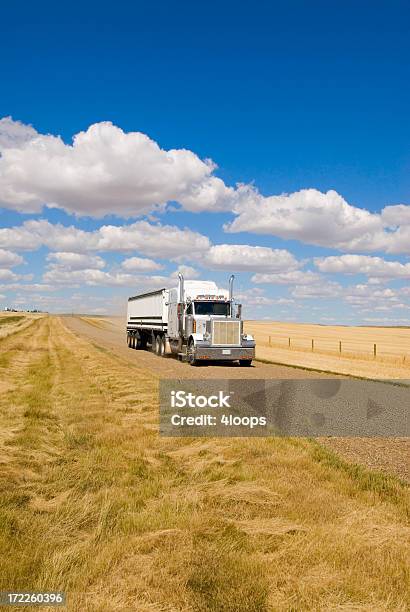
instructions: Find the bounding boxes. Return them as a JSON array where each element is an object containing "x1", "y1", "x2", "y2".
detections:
[
  {"x1": 127, "y1": 334, "x2": 132, "y2": 348},
  {"x1": 160, "y1": 335, "x2": 166, "y2": 357},
  {"x1": 239, "y1": 359, "x2": 252, "y2": 367},
  {"x1": 155, "y1": 334, "x2": 163, "y2": 356},
  {"x1": 140, "y1": 334, "x2": 147, "y2": 350}
]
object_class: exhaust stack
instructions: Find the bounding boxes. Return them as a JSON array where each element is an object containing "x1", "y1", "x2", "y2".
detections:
[
  {"x1": 177, "y1": 273, "x2": 185, "y2": 338},
  {"x1": 178, "y1": 272, "x2": 184, "y2": 303},
  {"x1": 228, "y1": 274, "x2": 235, "y2": 315}
]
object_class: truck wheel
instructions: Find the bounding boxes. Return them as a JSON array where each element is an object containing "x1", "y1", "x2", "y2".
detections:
[
  {"x1": 131, "y1": 335, "x2": 135, "y2": 349},
  {"x1": 155, "y1": 335, "x2": 163, "y2": 356},
  {"x1": 187, "y1": 339, "x2": 198, "y2": 366},
  {"x1": 239, "y1": 359, "x2": 252, "y2": 367},
  {"x1": 127, "y1": 334, "x2": 132, "y2": 348},
  {"x1": 160, "y1": 335, "x2": 166, "y2": 357},
  {"x1": 140, "y1": 334, "x2": 147, "y2": 350}
]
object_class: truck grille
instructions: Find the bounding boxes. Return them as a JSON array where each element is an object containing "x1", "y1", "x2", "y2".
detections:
[{"x1": 212, "y1": 320, "x2": 241, "y2": 346}]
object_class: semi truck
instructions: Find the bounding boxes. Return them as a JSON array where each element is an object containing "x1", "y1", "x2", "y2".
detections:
[{"x1": 126, "y1": 274, "x2": 255, "y2": 366}]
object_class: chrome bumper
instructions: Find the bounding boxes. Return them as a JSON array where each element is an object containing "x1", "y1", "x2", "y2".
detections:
[{"x1": 194, "y1": 345, "x2": 255, "y2": 361}]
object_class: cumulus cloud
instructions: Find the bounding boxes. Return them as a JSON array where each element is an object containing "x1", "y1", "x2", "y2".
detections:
[
  {"x1": 381, "y1": 205, "x2": 410, "y2": 227},
  {"x1": 203, "y1": 244, "x2": 300, "y2": 272},
  {"x1": 343, "y1": 284, "x2": 400, "y2": 307},
  {"x1": 252, "y1": 270, "x2": 322, "y2": 285},
  {"x1": 315, "y1": 254, "x2": 410, "y2": 279},
  {"x1": 121, "y1": 256, "x2": 163, "y2": 272},
  {"x1": 43, "y1": 266, "x2": 170, "y2": 288},
  {"x1": 0, "y1": 269, "x2": 20, "y2": 282},
  {"x1": 95, "y1": 221, "x2": 211, "y2": 258},
  {"x1": 291, "y1": 281, "x2": 343, "y2": 299},
  {"x1": 0, "y1": 283, "x2": 57, "y2": 292},
  {"x1": 0, "y1": 249, "x2": 24, "y2": 268},
  {"x1": 0, "y1": 116, "x2": 37, "y2": 149},
  {"x1": 170, "y1": 265, "x2": 201, "y2": 279},
  {"x1": 2, "y1": 118, "x2": 410, "y2": 258},
  {"x1": 47, "y1": 252, "x2": 106, "y2": 271},
  {"x1": 0, "y1": 118, "x2": 233, "y2": 216},
  {"x1": 225, "y1": 187, "x2": 391, "y2": 251},
  {"x1": 0, "y1": 219, "x2": 210, "y2": 258}
]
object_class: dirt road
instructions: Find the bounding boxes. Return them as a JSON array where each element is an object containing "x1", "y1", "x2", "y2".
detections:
[{"x1": 62, "y1": 316, "x2": 410, "y2": 482}]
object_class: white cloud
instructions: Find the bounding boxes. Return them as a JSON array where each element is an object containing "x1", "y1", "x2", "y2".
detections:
[
  {"x1": 170, "y1": 265, "x2": 200, "y2": 279},
  {"x1": 47, "y1": 252, "x2": 106, "y2": 271},
  {"x1": 96, "y1": 221, "x2": 211, "y2": 258},
  {"x1": 0, "y1": 118, "x2": 233, "y2": 216},
  {"x1": 42, "y1": 266, "x2": 170, "y2": 288},
  {"x1": 121, "y1": 256, "x2": 163, "y2": 272},
  {"x1": 0, "y1": 219, "x2": 211, "y2": 258},
  {"x1": 203, "y1": 244, "x2": 300, "y2": 272},
  {"x1": 0, "y1": 249, "x2": 24, "y2": 268},
  {"x1": 291, "y1": 281, "x2": 342, "y2": 299},
  {"x1": 224, "y1": 186, "x2": 410, "y2": 255},
  {"x1": 2, "y1": 118, "x2": 410, "y2": 259},
  {"x1": 381, "y1": 205, "x2": 410, "y2": 227},
  {"x1": 252, "y1": 270, "x2": 322, "y2": 285},
  {"x1": 0, "y1": 269, "x2": 20, "y2": 282},
  {"x1": 0, "y1": 283, "x2": 57, "y2": 292},
  {"x1": 315, "y1": 254, "x2": 410, "y2": 279},
  {"x1": 0, "y1": 116, "x2": 37, "y2": 149},
  {"x1": 343, "y1": 284, "x2": 400, "y2": 307},
  {"x1": 225, "y1": 187, "x2": 387, "y2": 250}
]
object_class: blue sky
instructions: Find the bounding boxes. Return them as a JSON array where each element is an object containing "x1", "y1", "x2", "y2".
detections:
[{"x1": 0, "y1": 0, "x2": 409, "y2": 323}]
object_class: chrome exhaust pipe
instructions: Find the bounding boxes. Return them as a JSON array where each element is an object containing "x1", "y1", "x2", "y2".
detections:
[
  {"x1": 178, "y1": 272, "x2": 184, "y2": 338},
  {"x1": 228, "y1": 274, "x2": 234, "y2": 315},
  {"x1": 178, "y1": 272, "x2": 184, "y2": 303}
]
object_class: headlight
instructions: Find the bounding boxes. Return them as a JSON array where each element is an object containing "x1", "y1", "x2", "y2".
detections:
[{"x1": 242, "y1": 334, "x2": 254, "y2": 341}]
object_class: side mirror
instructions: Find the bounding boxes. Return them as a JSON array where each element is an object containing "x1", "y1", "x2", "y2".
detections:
[{"x1": 236, "y1": 304, "x2": 242, "y2": 319}]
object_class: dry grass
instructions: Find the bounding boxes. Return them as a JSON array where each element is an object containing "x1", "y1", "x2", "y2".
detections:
[
  {"x1": 245, "y1": 321, "x2": 410, "y2": 379},
  {"x1": 0, "y1": 317, "x2": 409, "y2": 610},
  {"x1": 0, "y1": 312, "x2": 45, "y2": 341}
]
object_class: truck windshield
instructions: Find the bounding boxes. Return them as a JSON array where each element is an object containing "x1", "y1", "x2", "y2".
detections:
[{"x1": 194, "y1": 301, "x2": 230, "y2": 316}]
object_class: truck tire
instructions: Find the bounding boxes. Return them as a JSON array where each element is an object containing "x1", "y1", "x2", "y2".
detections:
[
  {"x1": 160, "y1": 335, "x2": 166, "y2": 357},
  {"x1": 155, "y1": 334, "x2": 164, "y2": 356},
  {"x1": 187, "y1": 339, "x2": 198, "y2": 366},
  {"x1": 127, "y1": 334, "x2": 132, "y2": 348},
  {"x1": 239, "y1": 359, "x2": 252, "y2": 367},
  {"x1": 140, "y1": 334, "x2": 147, "y2": 350}
]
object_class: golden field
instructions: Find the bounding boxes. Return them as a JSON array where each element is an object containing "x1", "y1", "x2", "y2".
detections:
[
  {"x1": 0, "y1": 314, "x2": 409, "y2": 610},
  {"x1": 246, "y1": 321, "x2": 410, "y2": 379}
]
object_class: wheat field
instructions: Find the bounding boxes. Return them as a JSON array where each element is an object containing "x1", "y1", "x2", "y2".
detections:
[
  {"x1": 0, "y1": 314, "x2": 409, "y2": 610},
  {"x1": 245, "y1": 321, "x2": 410, "y2": 379}
]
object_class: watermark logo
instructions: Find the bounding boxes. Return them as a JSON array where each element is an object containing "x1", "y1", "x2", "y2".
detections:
[{"x1": 170, "y1": 389, "x2": 231, "y2": 409}]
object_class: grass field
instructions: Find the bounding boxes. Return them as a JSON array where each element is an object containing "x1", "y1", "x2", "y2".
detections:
[
  {"x1": 0, "y1": 315, "x2": 409, "y2": 610},
  {"x1": 246, "y1": 321, "x2": 410, "y2": 379}
]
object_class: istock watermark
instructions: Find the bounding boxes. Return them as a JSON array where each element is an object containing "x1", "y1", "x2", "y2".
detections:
[
  {"x1": 159, "y1": 379, "x2": 410, "y2": 437},
  {"x1": 171, "y1": 390, "x2": 232, "y2": 409}
]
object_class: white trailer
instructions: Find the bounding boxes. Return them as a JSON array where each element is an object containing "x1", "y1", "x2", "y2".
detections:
[{"x1": 126, "y1": 275, "x2": 255, "y2": 366}]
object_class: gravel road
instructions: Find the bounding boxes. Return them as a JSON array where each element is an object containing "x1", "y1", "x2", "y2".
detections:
[{"x1": 62, "y1": 316, "x2": 409, "y2": 481}]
